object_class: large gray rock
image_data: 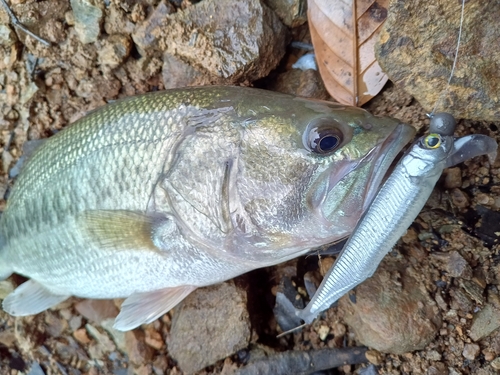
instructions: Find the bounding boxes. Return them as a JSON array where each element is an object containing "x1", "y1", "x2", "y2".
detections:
[
  {"x1": 134, "y1": 0, "x2": 287, "y2": 82},
  {"x1": 168, "y1": 281, "x2": 251, "y2": 374},
  {"x1": 376, "y1": 0, "x2": 500, "y2": 120},
  {"x1": 338, "y1": 258, "x2": 442, "y2": 354}
]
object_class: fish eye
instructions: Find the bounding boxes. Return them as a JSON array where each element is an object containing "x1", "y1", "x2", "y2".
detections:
[
  {"x1": 306, "y1": 120, "x2": 345, "y2": 154},
  {"x1": 422, "y1": 134, "x2": 442, "y2": 149}
]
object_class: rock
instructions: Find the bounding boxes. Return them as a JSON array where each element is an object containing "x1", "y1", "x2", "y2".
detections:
[
  {"x1": 449, "y1": 288, "x2": 473, "y2": 313},
  {"x1": 430, "y1": 251, "x2": 472, "y2": 279},
  {"x1": 426, "y1": 350, "x2": 442, "y2": 361},
  {"x1": 450, "y1": 188, "x2": 469, "y2": 209},
  {"x1": 132, "y1": 0, "x2": 174, "y2": 54},
  {"x1": 265, "y1": 0, "x2": 307, "y2": 27},
  {"x1": 98, "y1": 34, "x2": 132, "y2": 69},
  {"x1": 144, "y1": 327, "x2": 164, "y2": 350},
  {"x1": 376, "y1": 0, "x2": 500, "y2": 120},
  {"x1": 19, "y1": 81, "x2": 38, "y2": 105},
  {"x1": 100, "y1": 318, "x2": 126, "y2": 353},
  {"x1": 0, "y1": 25, "x2": 17, "y2": 47},
  {"x1": 73, "y1": 328, "x2": 91, "y2": 344},
  {"x1": 443, "y1": 167, "x2": 462, "y2": 189},
  {"x1": 44, "y1": 312, "x2": 67, "y2": 337},
  {"x1": 365, "y1": 350, "x2": 382, "y2": 365},
  {"x1": 162, "y1": 51, "x2": 234, "y2": 88},
  {"x1": 125, "y1": 330, "x2": 154, "y2": 366},
  {"x1": 142, "y1": 0, "x2": 287, "y2": 82},
  {"x1": 85, "y1": 324, "x2": 116, "y2": 353},
  {"x1": 270, "y1": 69, "x2": 329, "y2": 99},
  {"x1": 462, "y1": 343, "x2": 480, "y2": 360},
  {"x1": 0, "y1": 328, "x2": 16, "y2": 347},
  {"x1": 70, "y1": 0, "x2": 104, "y2": 44},
  {"x1": 152, "y1": 356, "x2": 169, "y2": 375},
  {"x1": 460, "y1": 279, "x2": 484, "y2": 305},
  {"x1": 2, "y1": 151, "x2": 13, "y2": 174},
  {"x1": 0, "y1": 279, "x2": 14, "y2": 299},
  {"x1": 318, "y1": 325, "x2": 330, "y2": 341},
  {"x1": 104, "y1": 3, "x2": 135, "y2": 36},
  {"x1": 491, "y1": 357, "x2": 500, "y2": 370},
  {"x1": 168, "y1": 281, "x2": 251, "y2": 374},
  {"x1": 75, "y1": 299, "x2": 119, "y2": 325},
  {"x1": 338, "y1": 259, "x2": 441, "y2": 354},
  {"x1": 127, "y1": 56, "x2": 163, "y2": 84},
  {"x1": 68, "y1": 315, "x2": 82, "y2": 331},
  {"x1": 470, "y1": 303, "x2": 500, "y2": 341}
]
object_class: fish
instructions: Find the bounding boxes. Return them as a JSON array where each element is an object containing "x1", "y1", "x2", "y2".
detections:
[
  {"x1": 290, "y1": 113, "x2": 498, "y2": 324},
  {"x1": 0, "y1": 86, "x2": 415, "y2": 331}
]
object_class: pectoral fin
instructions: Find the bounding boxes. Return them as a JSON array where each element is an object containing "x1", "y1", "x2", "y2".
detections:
[
  {"x1": 80, "y1": 210, "x2": 160, "y2": 252},
  {"x1": 2, "y1": 279, "x2": 69, "y2": 316},
  {"x1": 113, "y1": 285, "x2": 196, "y2": 331}
]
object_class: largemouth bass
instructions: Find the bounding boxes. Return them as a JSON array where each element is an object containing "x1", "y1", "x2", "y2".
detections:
[{"x1": 0, "y1": 86, "x2": 414, "y2": 330}]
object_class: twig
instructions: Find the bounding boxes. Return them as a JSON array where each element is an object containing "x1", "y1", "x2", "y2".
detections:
[
  {"x1": 0, "y1": 0, "x2": 50, "y2": 46},
  {"x1": 234, "y1": 347, "x2": 368, "y2": 375}
]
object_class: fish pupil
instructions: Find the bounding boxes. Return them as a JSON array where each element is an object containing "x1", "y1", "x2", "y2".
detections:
[
  {"x1": 428, "y1": 137, "x2": 439, "y2": 147},
  {"x1": 424, "y1": 134, "x2": 442, "y2": 149},
  {"x1": 319, "y1": 135, "x2": 340, "y2": 152}
]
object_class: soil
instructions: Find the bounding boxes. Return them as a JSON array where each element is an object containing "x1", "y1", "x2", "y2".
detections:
[{"x1": 1, "y1": 1, "x2": 500, "y2": 375}]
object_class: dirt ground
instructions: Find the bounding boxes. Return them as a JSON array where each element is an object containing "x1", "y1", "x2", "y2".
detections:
[{"x1": 1, "y1": 0, "x2": 500, "y2": 374}]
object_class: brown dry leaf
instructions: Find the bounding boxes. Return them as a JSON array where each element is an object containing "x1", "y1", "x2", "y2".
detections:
[{"x1": 308, "y1": 0, "x2": 389, "y2": 106}]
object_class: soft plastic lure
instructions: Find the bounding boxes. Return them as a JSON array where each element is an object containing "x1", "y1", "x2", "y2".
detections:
[{"x1": 295, "y1": 113, "x2": 498, "y2": 323}]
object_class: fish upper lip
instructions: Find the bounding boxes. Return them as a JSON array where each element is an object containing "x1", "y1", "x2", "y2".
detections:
[{"x1": 362, "y1": 123, "x2": 416, "y2": 211}]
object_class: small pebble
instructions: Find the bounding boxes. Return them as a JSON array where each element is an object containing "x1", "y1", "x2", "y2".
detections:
[
  {"x1": 75, "y1": 299, "x2": 119, "y2": 324},
  {"x1": 450, "y1": 188, "x2": 469, "y2": 208},
  {"x1": 98, "y1": 34, "x2": 132, "y2": 69},
  {"x1": 125, "y1": 330, "x2": 154, "y2": 365},
  {"x1": 86, "y1": 324, "x2": 116, "y2": 352},
  {"x1": 483, "y1": 349, "x2": 495, "y2": 361},
  {"x1": 0, "y1": 280, "x2": 14, "y2": 299},
  {"x1": 145, "y1": 328, "x2": 164, "y2": 350},
  {"x1": 342, "y1": 364, "x2": 352, "y2": 373},
  {"x1": 73, "y1": 328, "x2": 91, "y2": 344},
  {"x1": 462, "y1": 343, "x2": 480, "y2": 360},
  {"x1": 69, "y1": 315, "x2": 83, "y2": 331},
  {"x1": 318, "y1": 325, "x2": 330, "y2": 341},
  {"x1": 443, "y1": 167, "x2": 462, "y2": 189},
  {"x1": 491, "y1": 357, "x2": 500, "y2": 370},
  {"x1": 425, "y1": 350, "x2": 442, "y2": 361},
  {"x1": 365, "y1": 350, "x2": 382, "y2": 365}
]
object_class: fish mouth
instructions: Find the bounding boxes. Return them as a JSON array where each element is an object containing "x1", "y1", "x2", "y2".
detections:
[{"x1": 362, "y1": 122, "x2": 416, "y2": 211}]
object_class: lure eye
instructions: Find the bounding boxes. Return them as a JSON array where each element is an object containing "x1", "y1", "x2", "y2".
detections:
[
  {"x1": 423, "y1": 134, "x2": 442, "y2": 149},
  {"x1": 307, "y1": 125, "x2": 344, "y2": 154}
]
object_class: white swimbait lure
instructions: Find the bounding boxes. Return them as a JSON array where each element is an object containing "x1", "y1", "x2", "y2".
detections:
[{"x1": 295, "y1": 113, "x2": 498, "y2": 323}]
